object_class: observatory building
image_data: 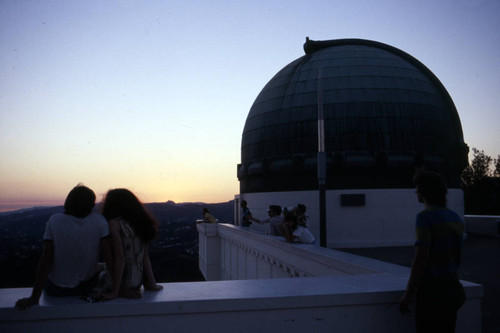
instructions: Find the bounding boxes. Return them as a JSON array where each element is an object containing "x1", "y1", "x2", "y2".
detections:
[
  {"x1": 236, "y1": 38, "x2": 469, "y2": 248},
  {"x1": 0, "y1": 38, "x2": 484, "y2": 333}
]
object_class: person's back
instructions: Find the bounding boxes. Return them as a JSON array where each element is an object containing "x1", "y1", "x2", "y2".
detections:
[
  {"x1": 241, "y1": 207, "x2": 251, "y2": 226},
  {"x1": 15, "y1": 185, "x2": 111, "y2": 309},
  {"x1": 101, "y1": 188, "x2": 162, "y2": 299},
  {"x1": 45, "y1": 212, "x2": 109, "y2": 288},
  {"x1": 115, "y1": 218, "x2": 145, "y2": 291},
  {"x1": 399, "y1": 171, "x2": 465, "y2": 333},
  {"x1": 292, "y1": 225, "x2": 315, "y2": 244},
  {"x1": 416, "y1": 207, "x2": 463, "y2": 279},
  {"x1": 203, "y1": 208, "x2": 217, "y2": 223},
  {"x1": 268, "y1": 214, "x2": 283, "y2": 236}
]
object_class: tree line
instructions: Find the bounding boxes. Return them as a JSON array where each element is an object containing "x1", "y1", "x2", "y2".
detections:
[{"x1": 461, "y1": 148, "x2": 500, "y2": 215}]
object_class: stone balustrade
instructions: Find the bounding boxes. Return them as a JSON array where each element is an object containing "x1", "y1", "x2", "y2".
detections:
[{"x1": 0, "y1": 222, "x2": 484, "y2": 332}]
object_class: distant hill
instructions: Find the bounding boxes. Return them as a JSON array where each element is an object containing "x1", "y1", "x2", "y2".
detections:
[
  {"x1": 146, "y1": 200, "x2": 235, "y2": 225},
  {"x1": 0, "y1": 200, "x2": 234, "y2": 237},
  {"x1": 0, "y1": 200, "x2": 235, "y2": 288}
]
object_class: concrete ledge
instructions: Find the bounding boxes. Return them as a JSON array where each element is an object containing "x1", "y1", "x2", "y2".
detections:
[
  {"x1": 0, "y1": 276, "x2": 483, "y2": 333},
  {"x1": 465, "y1": 215, "x2": 500, "y2": 238},
  {"x1": 199, "y1": 223, "x2": 410, "y2": 281},
  {"x1": 1, "y1": 222, "x2": 485, "y2": 332}
]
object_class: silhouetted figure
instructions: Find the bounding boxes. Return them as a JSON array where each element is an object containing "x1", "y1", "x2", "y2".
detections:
[
  {"x1": 101, "y1": 189, "x2": 162, "y2": 299},
  {"x1": 294, "y1": 204, "x2": 308, "y2": 227},
  {"x1": 281, "y1": 211, "x2": 316, "y2": 244},
  {"x1": 15, "y1": 184, "x2": 112, "y2": 310},
  {"x1": 255, "y1": 205, "x2": 283, "y2": 235},
  {"x1": 202, "y1": 208, "x2": 216, "y2": 223},
  {"x1": 240, "y1": 200, "x2": 258, "y2": 227},
  {"x1": 399, "y1": 171, "x2": 465, "y2": 332}
]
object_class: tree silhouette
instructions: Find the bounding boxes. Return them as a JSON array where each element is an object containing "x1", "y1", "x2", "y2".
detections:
[
  {"x1": 461, "y1": 148, "x2": 500, "y2": 215},
  {"x1": 461, "y1": 148, "x2": 492, "y2": 188},
  {"x1": 494, "y1": 155, "x2": 500, "y2": 178}
]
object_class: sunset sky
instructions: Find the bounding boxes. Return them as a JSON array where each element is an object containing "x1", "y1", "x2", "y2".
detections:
[{"x1": 1, "y1": 0, "x2": 499, "y2": 212}]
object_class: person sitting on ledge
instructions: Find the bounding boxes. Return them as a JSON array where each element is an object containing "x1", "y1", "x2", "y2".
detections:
[
  {"x1": 15, "y1": 184, "x2": 113, "y2": 310},
  {"x1": 202, "y1": 208, "x2": 217, "y2": 223},
  {"x1": 281, "y1": 211, "x2": 316, "y2": 244},
  {"x1": 101, "y1": 189, "x2": 163, "y2": 299}
]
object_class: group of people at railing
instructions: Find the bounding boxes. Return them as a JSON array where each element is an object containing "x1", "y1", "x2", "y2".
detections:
[
  {"x1": 15, "y1": 185, "x2": 163, "y2": 310},
  {"x1": 235, "y1": 171, "x2": 467, "y2": 332},
  {"x1": 240, "y1": 200, "x2": 316, "y2": 245},
  {"x1": 16, "y1": 172, "x2": 467, "y2": 331}
]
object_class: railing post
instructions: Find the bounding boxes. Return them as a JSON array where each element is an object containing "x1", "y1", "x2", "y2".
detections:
[{"x1": 197, "y1": 223, "x2": 221, "y2": 281}]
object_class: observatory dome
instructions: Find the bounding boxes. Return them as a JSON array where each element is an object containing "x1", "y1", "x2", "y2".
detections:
[{"x1": 238, "y1": 38, "x2": 468, "y2": 193}]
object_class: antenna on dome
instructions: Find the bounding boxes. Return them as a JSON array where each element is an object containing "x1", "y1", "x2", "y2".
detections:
[{"x1": 317, "y1": 66, "x2": 327, "y2": 248}]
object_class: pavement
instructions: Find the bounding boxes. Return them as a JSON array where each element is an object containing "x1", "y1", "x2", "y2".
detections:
[{"x1": 341, "y1": 233, "x2": 500, "y2": 333}]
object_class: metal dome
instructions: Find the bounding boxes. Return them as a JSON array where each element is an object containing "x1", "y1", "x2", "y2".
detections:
[{"x1": 238, "y1": 38, "x2": 468, "y2": 193}]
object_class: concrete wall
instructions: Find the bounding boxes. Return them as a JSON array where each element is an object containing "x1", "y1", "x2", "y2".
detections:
[
  {"x1": 465, "y1": 215, "x2": 500, "y2": 238},
  {"x1": 236, "y1": 188, "x2": 464, "y2": 248},
  {"x1": 1, "y1": 223, "x2": 483, "y2": 333},
  {"x1": 198, "y1": 223, "x2": 390, "y2": 281},
  {"x1": 0, "y1": 276, "x2": 483, "y2": 333},
  {"x1": 195, "y1": 223, "x2": 482, "y2": 333}
]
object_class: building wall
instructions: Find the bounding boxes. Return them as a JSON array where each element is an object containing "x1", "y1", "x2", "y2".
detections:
[{"x1": 236, "y1": 188, "x2": 464, "y2": 248}]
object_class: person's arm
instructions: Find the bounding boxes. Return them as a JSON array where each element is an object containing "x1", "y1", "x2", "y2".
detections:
[
  {"x1": 142, "y1": 244, "x2": 163, "y2": 291},
  {"x1": 244, "y1": 209, "x2": 259, "y2": 223},
  {"x1": 258, "y1": 217, "x2": 272, "y2": 225},
  {"x1": 104, "y1": 219, "x2": 125, "y2": 300},
  {"x1": 15, "y1": 240, "x2": 54, "y2": 310},
  {"x1": 249, "y1": 213, "x2": 260, "y2": 223},
  {"x1": 399, "y1": 245, "x2": 430, "y2": 313}
]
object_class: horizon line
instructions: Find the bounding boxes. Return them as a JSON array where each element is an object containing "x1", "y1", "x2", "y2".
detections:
[{"x1": 0, "y1": 199, "x2": 235, "y2": 214}]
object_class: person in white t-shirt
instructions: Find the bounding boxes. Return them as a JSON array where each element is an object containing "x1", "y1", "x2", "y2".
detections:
[
  {"x1": 15, "y1": 185, "x2": 112, "y2": 310},
  {"x1": 282, "y1": 211, "x2": 316, "y2": 244},
  {"x1": 255, "y1": 205, "x2": 283, "y2": 235}
]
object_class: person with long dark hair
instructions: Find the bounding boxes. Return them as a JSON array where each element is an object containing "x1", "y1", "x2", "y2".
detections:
[
  {"x1": 15, "y1": 184, "x2": 112, "y2": 309},
  {"x1": 101, "y1": 189, "x2": 162, "y2": 299}
]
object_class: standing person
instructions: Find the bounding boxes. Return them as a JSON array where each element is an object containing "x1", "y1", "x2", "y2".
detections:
[
  {"x1": 399, "y1": 171, "x2": 465, "y2": 332},
  {"x1": 202, "y1": 208, "x2": 217, "y2": 223},
  {"x1": 101, "y1": 189, "x2": 163, "y2": 299},
  {"x1": 240, "y1": 200, "x2": 258, "y2": 227},
  {"x1": 15, "y1": 184, "x2": 112, "y2": 310},
  {"x1": 255, "y1": 205, "x2": 283, "y2": 235}
]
